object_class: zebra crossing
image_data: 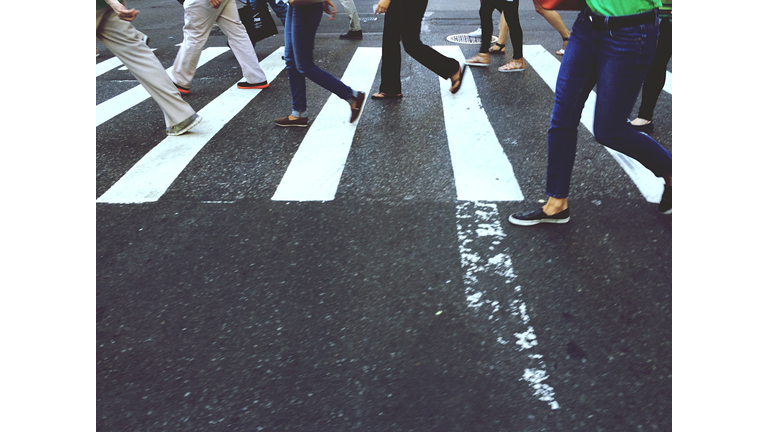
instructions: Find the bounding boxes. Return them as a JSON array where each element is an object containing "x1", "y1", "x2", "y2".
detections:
[{"x1": 96, "y1": 44, "x2": 672, "y2": 205}]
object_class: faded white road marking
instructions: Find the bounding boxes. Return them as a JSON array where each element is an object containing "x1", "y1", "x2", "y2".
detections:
[
  {"x1": 434, "y1": 45, "x2": 524, "y2": 201},
  {"x1": 271, "y1": 47, "x2": 381, "y2": 201},
  {"x1": 96, "y1": 46, "x2": 230, "y2": 127},
  {"x1": 524, "y1": 44, "x2": 665, "y2": 203},
  {"x1": 456, "y1": 201, "x2": 560, "y2": 410},
  {"x1": 97, "y1": 47, "x2": 285, "y2": 204}
]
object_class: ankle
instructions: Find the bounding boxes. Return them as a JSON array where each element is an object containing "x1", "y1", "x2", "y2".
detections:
[{"x1": 543, "y1": 198, "x2": 568, "y2": 215}]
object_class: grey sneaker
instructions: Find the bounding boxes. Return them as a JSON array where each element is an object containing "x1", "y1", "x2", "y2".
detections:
[{"x1": 166, "y1": 113, "x2": 202, "y2": 136}]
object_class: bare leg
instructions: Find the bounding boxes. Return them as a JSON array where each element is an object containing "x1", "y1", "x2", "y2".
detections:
[{"x1": 532, "y1": 0, "x2": 570, "y2": 53}]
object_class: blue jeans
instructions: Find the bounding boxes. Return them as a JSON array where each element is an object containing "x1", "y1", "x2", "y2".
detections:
[
  {"x1": 267, "y1": 0, "x2": 287, "y2": 25},
  {"x1": 546, "y1": 8, "x2": 672, "y2": 198},
  {"x1": 284, "y1": 3, "x2": 354, "y2": 115}
]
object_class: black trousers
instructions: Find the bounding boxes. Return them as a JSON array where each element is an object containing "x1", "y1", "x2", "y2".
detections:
[
  {"x1": 637, "y1": 17, "x2": 672, "y2": 120},
  {"x1": 379, "y1": 0, "x2": 460, "y2": 94},
  {"x1": 480, "y1": 0, "x2": 523, "y2": 59}
]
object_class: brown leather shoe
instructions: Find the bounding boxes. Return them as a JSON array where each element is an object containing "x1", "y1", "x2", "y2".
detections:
[{"x1": 274, "y1": 115, "x2": 309, "y2": 128}]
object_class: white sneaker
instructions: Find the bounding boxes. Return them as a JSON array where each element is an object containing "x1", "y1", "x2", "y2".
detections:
[{"x1": 468, "y1": 27, "x2": 482, "y2": 37}]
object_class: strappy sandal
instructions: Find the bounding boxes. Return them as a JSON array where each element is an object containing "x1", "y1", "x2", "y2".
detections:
[
  {"x1": 489, "y1": 42, "x2": 506, "y2": 54},
  {"x1": 556, "y1": 37, "x2": 569, "y2": 56},
  {"x1": 498, "y1": 58, "x2": 525, "y2": 73},
  {"x1": 371, "y1": 92, "x2": 403, "y2": 99}
]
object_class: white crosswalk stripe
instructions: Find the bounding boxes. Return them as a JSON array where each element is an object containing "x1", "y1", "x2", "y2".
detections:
[
  {"x1": 96, "y1": 47, "x2": 285, "y2": 204},
  {"x1": 524, "y1": 44, "x2": 665, "y2": 203},
  {"x1": 271, "y1": 47, "x2": 382, "y2": 202},
  {"x1": 96, "y1": 46, "x2": 230, "y2": 127},
  {"x1": 97, "y1": 45, "x2": 671, "y2": 205},
  {"x1": 96, "y1": 56, "x2": 125, "y2": 77},
  {"x1": 434, "y1": 45, "x2": 524, "y2": 202}
]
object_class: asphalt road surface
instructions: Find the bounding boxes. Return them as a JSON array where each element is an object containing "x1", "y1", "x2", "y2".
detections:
[{"x1": 95, "y1": 1, "x2": 673, "y2": 430}]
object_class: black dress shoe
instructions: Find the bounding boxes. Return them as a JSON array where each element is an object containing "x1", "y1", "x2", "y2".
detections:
[
  {"x1": 658, "y1": 184, "x2": 671, "y2": 214},
  {"x1": 340, "y1": 30, "x2": 363, "y2": 40}
]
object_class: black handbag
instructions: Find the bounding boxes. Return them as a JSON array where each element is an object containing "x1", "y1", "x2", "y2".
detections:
[{"x1": 239, "y1": 0, "x2": 279, "y2": 45}]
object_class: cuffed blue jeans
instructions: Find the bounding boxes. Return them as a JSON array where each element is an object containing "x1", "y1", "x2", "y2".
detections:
[
  {"x1": 546, "y1": 8, "x2": 672, "y2": 198},
  {"x1": 284, "y1": 3, "x2": 354, "y2": 115}
]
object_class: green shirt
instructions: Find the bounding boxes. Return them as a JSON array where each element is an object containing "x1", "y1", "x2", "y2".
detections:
[
  {"x1": 586, "y1": 0, "x2": 661, "y2": 17},
  {"x1": 660, "y1": 0, "x2": 672, "y2": 20}
]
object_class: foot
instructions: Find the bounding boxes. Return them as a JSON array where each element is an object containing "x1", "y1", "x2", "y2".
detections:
[
  {"x1": 630, "y1": 118, "x2": 654, "y2": 133},
  {"x1": 274, "y1": 115, "x2": 309, "y2": 128},
  {"x1": 238, "y1": 80, "x2": 269, "y2": 89},
  {"x1": 498, "y1": 58, "x2": 525, "y2": 73},
  {"x1": 468, "y1": 27, "x2": 482, "y2": 37},
  {"x1": 350, "y1": 91, "x2": 366, "y2": 123},
  {"x1": 466, "y1": 53, "x2": 491, "y2": 67},
  {"x1": 449, "y1": 64, "x2": 467, "y2": 94},
  {"x1": 489, "y1": 42, "x2": 506, "y2": 54},
  {"x1": 371, "y1": 92, "x2": 403, "y2": 99},
  {"x1": 339, "y1": 30, "x2": 363, "y2": 40},
  {"x1": 556, "y1": 37, "x2": 569, "y2": 55},
  {"x1": 508, "y1": 207, "x2": 570, "y2": 226},
  {"x1": 166, "y1": 113, "x2": 202, "y2": 136}
]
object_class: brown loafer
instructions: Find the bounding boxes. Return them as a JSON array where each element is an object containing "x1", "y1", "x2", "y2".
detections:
[{"x1": 350, "y1": 91, "x2": 366, "y2": 123}]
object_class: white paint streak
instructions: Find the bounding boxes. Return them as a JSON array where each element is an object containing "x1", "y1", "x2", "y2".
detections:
[
  {"x1": 271, "y1": 47, "x2": 382, "y2": 201},
  {"x1": 456, "y1": 201, "x2": 559, "y2": 410},
  {"x1": 524, "y1": 44, "x2": 665, "y2": 203},
  {"x1": 433, "y1": 45, "x2": 524, "y2": 202}
]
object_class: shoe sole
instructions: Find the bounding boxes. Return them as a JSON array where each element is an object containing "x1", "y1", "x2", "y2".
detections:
[
  {"x1": 168, "y1": 114, "x2": 202, "y2": 136},
  {"x1": 467, "y1": 63, "x2": 490, "y2": 67},
  {"x1": 238, "y1": 85, "x2": 269, "y2": 89},
  {"x1": 274, "y1": 121, "x2": 308, "y2": 128},
  {"x1": 508, "y1": 215, "x2": 570, "y2": 226},
  {"x1": 498, "y1": 68, "x2": 525, "y2": 73}
]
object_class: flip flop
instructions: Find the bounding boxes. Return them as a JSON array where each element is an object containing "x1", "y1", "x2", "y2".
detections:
[
  {"x1": 371, "y1": 92, "x2": 403, "y2": 99},
  {"x1": 450, "y1": 64, "x2": 467, "y2": 94},
  {"x1": 556, "y1": 38, "x2": 569, "y2": 56}
]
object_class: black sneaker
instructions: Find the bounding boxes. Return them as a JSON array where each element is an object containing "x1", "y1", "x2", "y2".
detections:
[
  {"x1": 508, "y1": 208, "x2": 570, "y2": 226},
  {"x1": 658, "y1": 184, "x2": 671, "y2": 214},
  {"x1": 237, "y1": 80, "x2": 269, "y2": 89},
  {"x1": 340, "y1": 30, "x2": 363, "y2": 40},
  {"x1": 274, "y1": 116, "x2": 309, "y2": 128}
]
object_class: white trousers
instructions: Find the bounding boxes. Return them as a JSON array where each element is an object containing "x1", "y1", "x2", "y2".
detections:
[
  {"x1": 338, "y1": 0, "x2": 361, "y2": 31},
  {"x1": 96, "y1": 7, "x2": 195, "y2": 127},
  {"x1": 172, "y1": 0, "x2": 267, "y2": 87}
]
